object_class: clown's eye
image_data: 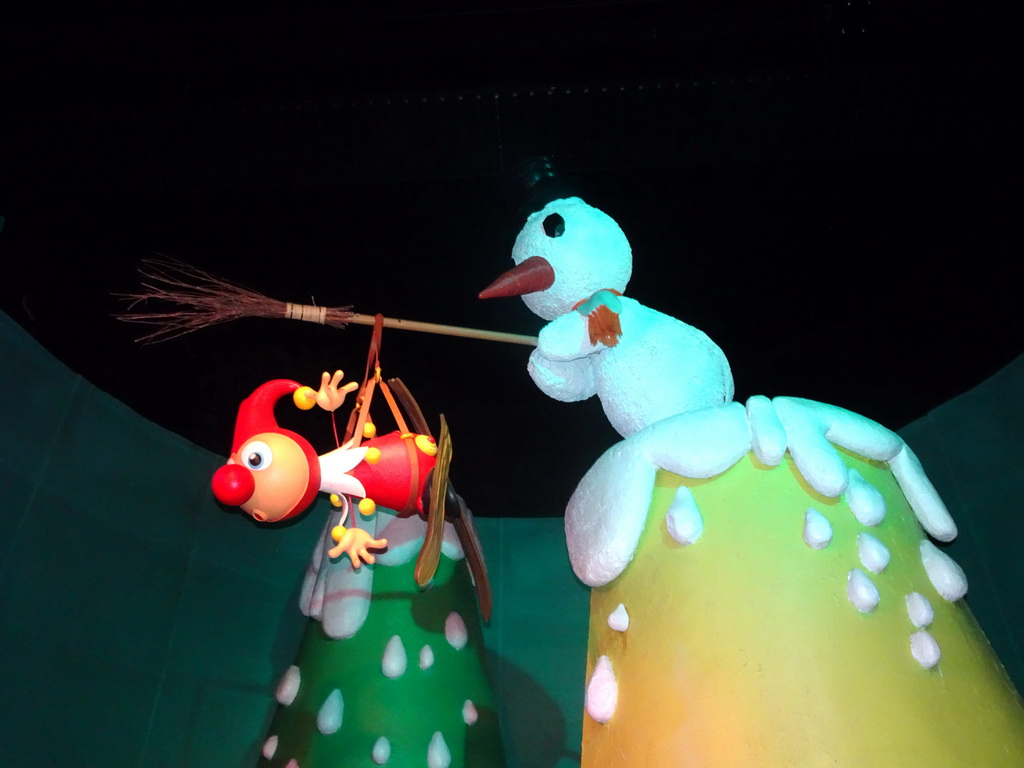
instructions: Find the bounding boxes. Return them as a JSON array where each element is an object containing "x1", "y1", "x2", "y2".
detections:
[
  {"x1": 240, "y1": 440, "x2": 273, "y2": 471},
  {"x1": 543, "y1": 213, "x2": 564, "y2": 238}
]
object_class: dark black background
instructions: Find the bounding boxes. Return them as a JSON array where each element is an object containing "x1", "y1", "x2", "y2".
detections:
[{"x1": 1, "y1": 1, "x2": 1017, "y2": 518}]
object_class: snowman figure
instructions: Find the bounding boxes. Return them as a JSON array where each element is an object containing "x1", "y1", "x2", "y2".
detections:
[{"x1": 480, "y1": 196, "x2": 733, "y2": 438}]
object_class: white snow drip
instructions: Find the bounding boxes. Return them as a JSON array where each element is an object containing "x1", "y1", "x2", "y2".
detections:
[
  {"x1": 890, "y1": 445, "x2": 958, "y2": 541},
  {"x1": 317, "y1": 689, "x2": 344, "y2": 735},
  {"x1": 585, "y1": 655, "x2": 618, "y2": 724},
  {"x1": 857, "y1": 532, "x2": 891, "y2": 573},
  {"x1": 300, "y1": 510, "x2": 374, "y2": 639},
  {"x1": 445, "y1": 612, "x2": 468, "y2": 650},
  {"x1": 463, "y1": 699, "x2": 478, "y2": 725},
  {"x1": 565, "y1": 402, "x2": 750, "y2": 586},
  {"x1": 608, "y1": 603, "x2": 630, "y2": 632},
  {"x1": 262, "y1": 735, "x2": 278, "y2": 759},
  {"x1": 845, "y1": 469, "x2": 886, "y2": 527},
  {"x1": 382, "y1": 635, "x2": 407, "y2": 679},
  {"x1": 665, "y1": 485, "x2": 703, "y2": 545},
  {"x1": 419, "y1": 644, "x2": 435, "y2": 670},
  {"x1": 920, "y1": 540, "x2": 968, "y2": 601},
  {"x1": 772, "y1": 397, "x2": 902, "y2": 498},
  {"x1": 910, "y1": 630, "x2": 942, "y2": 669},
  {"x1": 276, "y1": 665, "x2": 301, "y2": 706},
  {"x1": 905, "y1": 592, "x2": 934, "y2": 628},
  {"x1": 427, "y1": 731, "x2": 452, "y2": 768},
  {"x1": 847, "y1": 569, "x2": 880, "y2": 612},
  {"x1": 746, "y1": 394, "x2": 786, "y2": 466},
  {"x1": 803, "y1": 508, "x2": 833, "y2": 549},
  {"x1": 372, "y1": 736, "x2": 391, "y2": 765}
]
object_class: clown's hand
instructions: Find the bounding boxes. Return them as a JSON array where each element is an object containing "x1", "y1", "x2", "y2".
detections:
[
  {"x1": 328, "y1": 526, "x2": 388, "y2": 567},
  {"x1": 316, "y1": 370, "x2": 359, "y2": 412}
]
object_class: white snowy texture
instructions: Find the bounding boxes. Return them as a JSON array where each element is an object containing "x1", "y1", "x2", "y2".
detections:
[
  {"x1": 372, "y1": 736, "x2": 391, "y2": 765},
  {"x1": 300, "y1": 509, "x2": 374, "y2": 638},
  {"x1": 920, "y1": 540, "x2": 968, "y2": 601},
  {"x1": 905, "y1": 592, "x2": 935, "y2": 628},
  {"x1": 285, "y1": 760, "x2": 299, "y2": 768},
  {"x1": 445, "y1": 612, "x2": 468, "y2": 650},
  {"x1": 463, "y1": 699, "x2": 479, "y2": 725},
  {"x1": 382, "y1": 635, "x2": 407, "y2": 679},
  {"x1": 262, "y1": 736, "x2": 278, "y2": 759},
  {"x1": 890, "y1": 446, "x2": 958, "y2": 541},
  {"x1": 565, "y1": 402, "x2": 749, "y2": 585},
  {"x1": 847, "y1": 569, "x2": 881, "y2": 612},
  {"x1": 857, "y1": 532, "x2": 891, "y2": 573},
  {"x1": 910, "y1": 631, "x2": 942, "y2": 668},
  {"x1": 608, "y1": 603, "x2": 630, "y2": 632},
  {"x1": 427, "y1": 731, "x2": 452, "y2": 768},
  {"x1": 419, "y1": 644, "x2": 435, "y2": 670},
  {"x1": 586, "y1": 655, "x2": 618, "y2": 724},
  {"x1": 276, "y1": 665, "x2": 300, "y2": 706},
  {"x1": 745, "y1": 394, "x2": 787, "y2": 466},
  {"x1": 846, "y1": 469, "x2": 887, "y2": 527},
  {"x1": 317, "y1": 689, "x2": 344, "y2": 735},
  {"x1": 773, "y1": 397, "x2": 902, "y2": 497},
  {"x1": 375, "y1": 513, "x2": 464, "y2": 567},
  {"x1": 665, "y1": 485, "x2": 703, "y2": 545},
  {"x1": 803, "y1": 508, "x2": 833, "y2": 549}
]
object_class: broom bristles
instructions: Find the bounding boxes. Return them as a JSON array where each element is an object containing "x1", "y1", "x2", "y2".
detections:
[{"x1": 116, "y1": 257, "x2": 354, "y2": 343}]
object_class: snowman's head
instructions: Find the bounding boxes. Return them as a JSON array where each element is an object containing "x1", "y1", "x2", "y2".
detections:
[{"x1": 480, "y1": 197, "x2": 632, "y2": 320}]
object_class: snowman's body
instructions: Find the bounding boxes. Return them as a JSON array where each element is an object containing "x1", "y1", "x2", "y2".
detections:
[
  {"x1": 495, "y1": 196, "x2": 734, "y2": 437},
  {"x1": 529, "y1": 293, "x2": 733, "y2": 438}
]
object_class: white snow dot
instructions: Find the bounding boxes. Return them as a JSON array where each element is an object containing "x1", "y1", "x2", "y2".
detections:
[
  {"x1": 608, "y1": 603, "x2": 629, "y2": 632},
  {"x1": 585, "y1": 655, "x2": 618, "y2": 724},
  {"x1": 372, "y1": 736, "x2": 391, "y2": 764},
  {"x1": 285, "y1": 760, "x2": 300, "y2": 768},
  {"x1": 262, "y1": 735, "x2": 278, "y2": 759},
  {"x1": 317, "y1": 689, "x2": 344, "y2": 735},
  {"x1": 847, "y1": 569, "x2": 880, "y2": 612},
  {"x1": 419, "y1": 644, "x2": 435, "y2": 670},
  {"x1": 427, "y1": 731, "x2": 452, "y2": 768},
  {"x1": 276, "y1": 665, "x2": 300, "y2": 706},
  {"x1": 445, "y1": 612, "x2": 468, "y2": 650},
  {"x1": 920, "y1": 540, "x2": 968, "y2": 601},
  {"x1": 802, "y1": 508, "x2": 833, "y2": 549},
  {"x1": 462, "y1": 699, "x2": 478, "y2": 725},
  {"x1": 846, "y1": 469, "x2": 886, "y2": 526},
  {"x1": 665, "y1": 485, "x2": 703, "y2": 545},
  {"x1": 857, "y1": 532, "x2": 891, "y2": 573},
  {"x1": 905, "y1": 592, "x2": 934, "y2": 628},
  {"x1": 382, "y1": 635, "x2": 407, "y2": 679},
  {"x1": 910, "y1": 630, "x2": 941, "y2": 668}
]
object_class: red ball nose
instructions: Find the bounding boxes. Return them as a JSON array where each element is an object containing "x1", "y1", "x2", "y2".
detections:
[{"x1": 212, "y1": 463, "x2": 255, "y2": 506}]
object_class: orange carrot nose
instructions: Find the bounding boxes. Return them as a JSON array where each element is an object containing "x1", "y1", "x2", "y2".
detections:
[
  {"x1": 212, "y1": 463, "x2": 255, "y2": 506},
  {"x1": 478, "y1": 255, "x2": 556, "y2": 299}
]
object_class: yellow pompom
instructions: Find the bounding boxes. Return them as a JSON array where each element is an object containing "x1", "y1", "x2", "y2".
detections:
[
  {"x1": 329, "y1": 494, "x2": 343, "y2": 507},
  {"x1": 331, "y1": 525, "x2": 346, "y2": 542},
  {"x1": 365, "y1": 447, "x2": 382, "y2": 464},
  {"x1": 358, "y1": 498, "x2": 376, "y2": 516},
  {"x1": 362, "y1": 421, "x2": 377, "y2": 439},
  {"x1": 293, "y1": 386, "x2": 317, "y2": 410},
  {"x1": 415, "y1": 434, "x2": 438, "y2": 457}
]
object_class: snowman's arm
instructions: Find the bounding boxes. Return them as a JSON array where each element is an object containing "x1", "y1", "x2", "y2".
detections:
[
  {"x1": 536, "y1": 311, "x2": 606, "y2": 361},
  {"x1": 527, "y1": 347, "x2": 597, "y2": 402}
]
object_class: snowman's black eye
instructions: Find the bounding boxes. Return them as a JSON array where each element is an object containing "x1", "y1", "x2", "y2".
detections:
[{"x1": 542, "y1": 213, "x2": 565, "y2": 238}]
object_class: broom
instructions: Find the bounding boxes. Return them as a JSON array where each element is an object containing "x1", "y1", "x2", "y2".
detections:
[{"x1": 116, "y1": 257, "x2": 538, "y2": 346}]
